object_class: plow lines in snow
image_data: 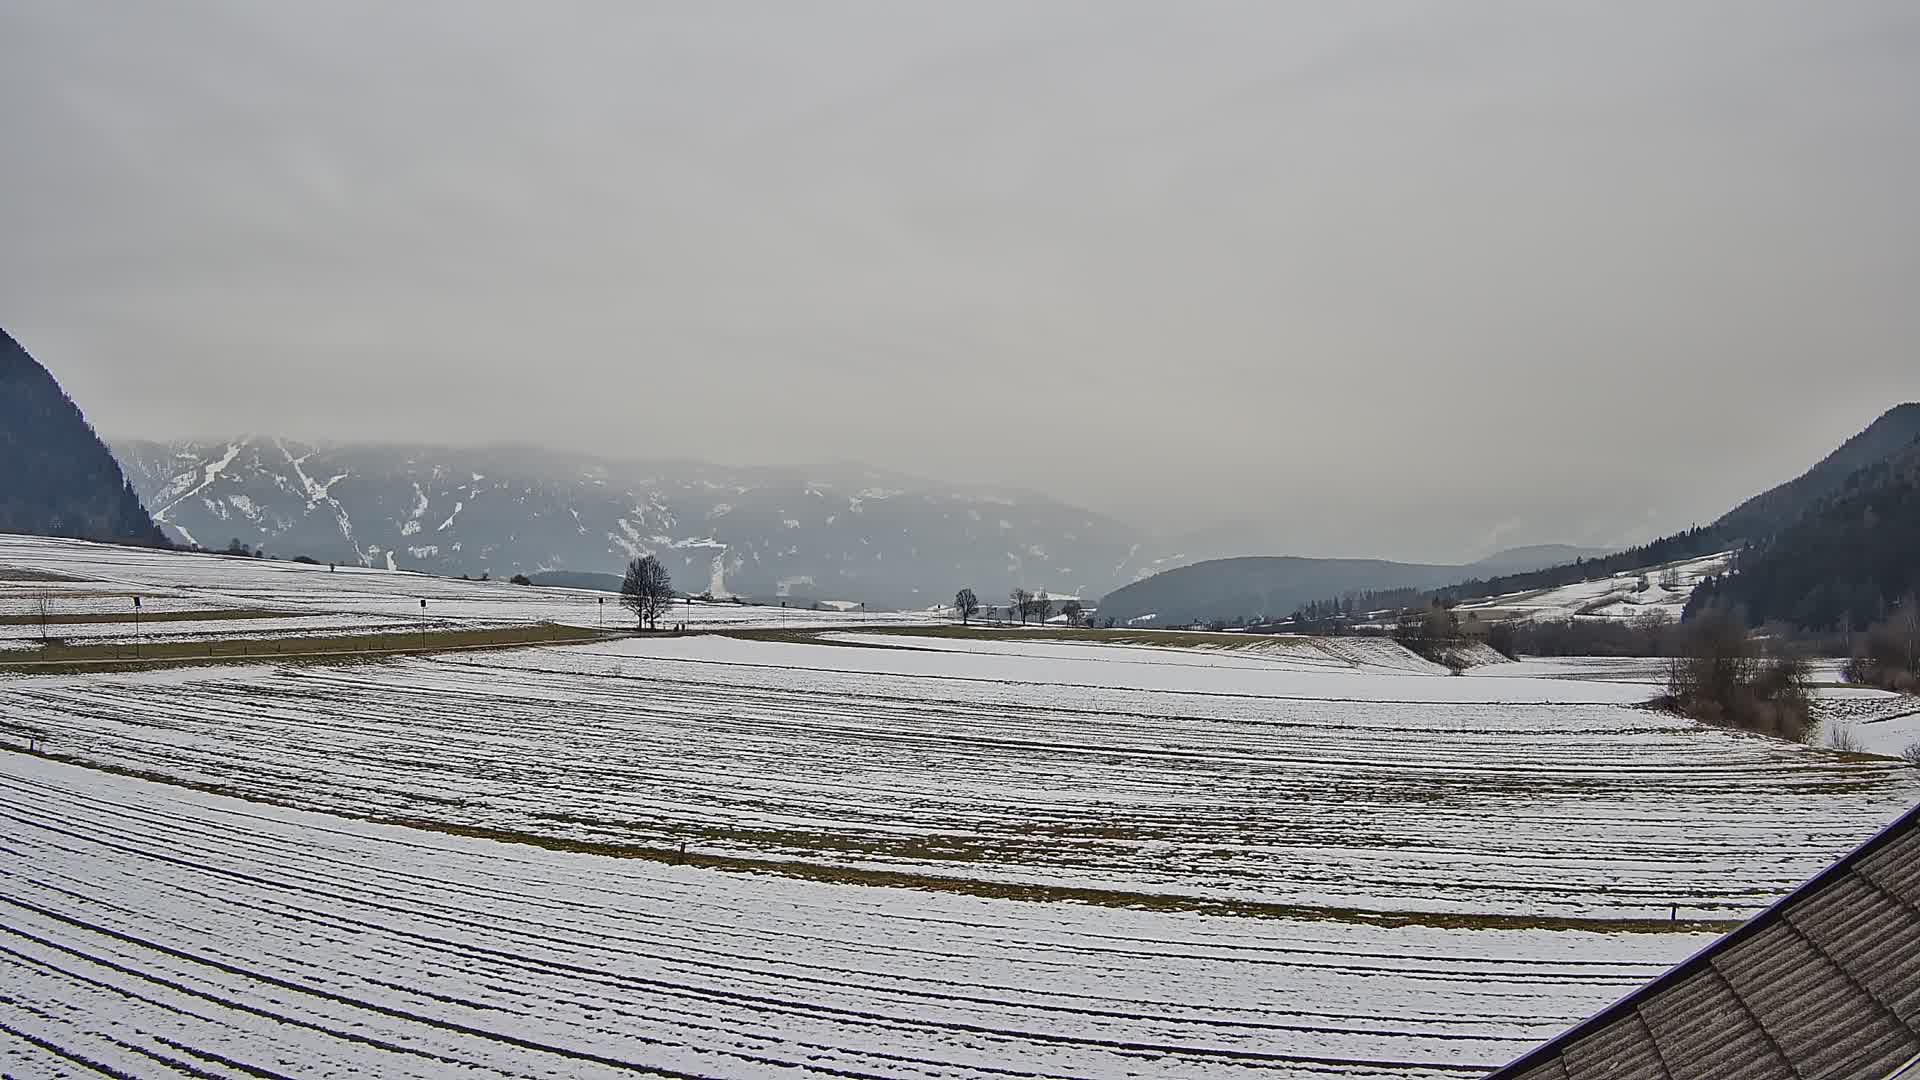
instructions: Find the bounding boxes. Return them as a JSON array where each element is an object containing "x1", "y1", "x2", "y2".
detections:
[
  {"x1": 0, "y1": 754, "x2": 1703, "y2": 1080},
  {"x1": 4, "y1": 635, "x2": 1915, "y2": 924},
  {"x1": 3, "y1": 626, "x2": 1918, "y2": 1077}
]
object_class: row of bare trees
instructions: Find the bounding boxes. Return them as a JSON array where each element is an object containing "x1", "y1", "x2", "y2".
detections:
[{"x1": 953, "y1": 587, "x2": 1084, "y2": 627}]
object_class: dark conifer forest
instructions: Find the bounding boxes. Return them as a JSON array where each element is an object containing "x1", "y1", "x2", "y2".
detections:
[
  {"x1": 0, "y1": 328, "x2": 169, "y2": 547},
  {"x1": 1687, "y1": 441, "x2": 1920, "y2": 631}
]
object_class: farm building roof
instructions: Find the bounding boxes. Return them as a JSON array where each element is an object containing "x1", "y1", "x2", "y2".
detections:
[{"x1": 1487, "y1": 800, "x2": 1920, "y2": 1079}]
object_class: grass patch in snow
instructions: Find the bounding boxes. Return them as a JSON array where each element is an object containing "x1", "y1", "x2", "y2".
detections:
[
  {"x1": 737, "y1": 624, "x2": 1322, "y2": 652},
  {"x1": 0, "y1": 622, "x2": 605, "y2": 672},
  {"x1": 5, "y1": 745, "x2": 1736, "y2": 935},
  {"x1": 0, "y1": 607, "x2": 288, "y2": 626},
  {"x1": 378, "y1": 815, "x2": 1750, "y2": 935}
]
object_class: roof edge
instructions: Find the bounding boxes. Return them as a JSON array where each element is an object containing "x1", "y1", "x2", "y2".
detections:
[{"x1": 1485, "y1": 798, "x2": 1920, "y2": 1078}]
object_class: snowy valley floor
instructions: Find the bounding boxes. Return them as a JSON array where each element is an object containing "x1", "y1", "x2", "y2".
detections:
[
  {"x1": 1, "y1": 753, "x2": 1706, "y2": 1080},
  {"x1": 3, "y1": 537, "x2": 1920, "y2": 1077}
]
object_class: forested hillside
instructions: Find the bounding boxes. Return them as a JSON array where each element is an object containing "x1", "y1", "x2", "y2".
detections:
[
  {"x1": 1432, "y1": 404, "x2": 1920, "y2": 612},
  {"x1": 1686, "y1": 440, "x2": 1920, "y2": 630},
  {"x1": 0, "y1": 328, "x2": 168, "y2": 547},
  {"x1": 1094, "y1": 556, "x2": 1477, "y2": 626},
  {"x1": 1717, "y1": 403, "x2": 1920, "y2": 540}
]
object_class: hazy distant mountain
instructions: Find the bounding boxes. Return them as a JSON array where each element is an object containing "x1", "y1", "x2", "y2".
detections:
[
  {"x1": 1092, "y1": 543, "x2": 1614, "y2": 627},
  {"x1": 1093, "y1": 556, "x2": 1473, "y2": 627},
  {"x1": 1470, "y1": 544, "x2": 1613, "y2": 576},
  {"x1": 112, "y1": 437, "x2": 1158, "y2": 608},
  {"x1": 0, "y1": 328, "x2": 167, "y2": 547}
]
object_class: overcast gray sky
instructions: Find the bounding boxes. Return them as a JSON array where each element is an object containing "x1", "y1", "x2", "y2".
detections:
[{"x1": 4, "y1": 1, "x2": 1918, "y2": 561}]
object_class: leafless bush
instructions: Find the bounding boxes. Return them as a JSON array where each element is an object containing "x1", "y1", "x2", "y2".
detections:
[
  {"x1": 1899, "y1": 742, "x2": 1920, "y2": 767},
  {"x1": 1663, "y1": 609, "x2": 1811, "y2": 742},
  {"x1": 1826, "y1": 722, "x2": 1864, "y2": 753},
  {"x1": 1845, "y1": 596, "x2": 1920, "y2": 695}
]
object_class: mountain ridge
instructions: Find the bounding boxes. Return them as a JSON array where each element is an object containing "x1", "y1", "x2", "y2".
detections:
[
  {"x1": 1098, "y1": 404, "x2": 1920, "y2": 626},
  {"x1": 0, "y1": 328, "x2": 168, "y2": 548},
  {"x1": 113, "y1": 435, "x2": 1164, "y2": 608},
  {"x1": 1091, "y1": 549, "x2": 1604, "y2": 627}
]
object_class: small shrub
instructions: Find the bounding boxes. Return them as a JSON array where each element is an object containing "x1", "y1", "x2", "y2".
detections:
[
  {"x1": 1663, "y1": 610, "x2": 1810, "y2": 742},
  {"x1": 1843, "y1": 600, "x2": 1920, "y2": 694},
  {"x1": 509, "y1": 573, "x2": 532, "y2": 586},
  {"x1": 1826, "y1": 722, "x2": 1864, "y2": 753},
  {"x1": 1900, "y1": 743, "x2": 1920, "y2": 767}
]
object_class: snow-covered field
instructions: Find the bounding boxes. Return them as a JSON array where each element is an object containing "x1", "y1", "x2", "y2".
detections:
[
  {"x1": 0, "y1": 753, "x2": 1711, "y2": 1079},
  {"x1": 1451, "y1": 552, "x2": 1733, "y2": 624},
  {"x1": 0, "y1": 534, "x2": 940, "y2": 632},
  {"x1": 1486, "y1": 655, "x2": 1920, "y2": 756},
  {"x1": 6, "y1": 633, "x2": 1914, "y2": 925},
  {"x1": 3, "y1": 534, "x2": 1918, "y2": 1077}
]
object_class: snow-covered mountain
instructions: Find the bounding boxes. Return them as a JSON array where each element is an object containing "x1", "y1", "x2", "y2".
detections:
[{"x1": 112, "y1": 437, "x2": 1157, "y2": 609}]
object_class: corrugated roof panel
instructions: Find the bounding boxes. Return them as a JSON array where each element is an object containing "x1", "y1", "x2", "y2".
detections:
[
  {"x1": 1556, "y1": 1009, "x2": 1668, "y2": 1080},
  {"x1": 1717, "y1": 919, "x2": 1914, "y2": 1077},
  {"x1": 1728, "y1": 922, "x2": 1920, "y2": 1068},
  {"x1": 1485, "y1": 804, "x2": 1920, "y2": 1080},
  {"x1": 1788, "y1": 879, "x2": 1920, "y2": 1027},
  {"x1": 1637, "y1": 967, "x2": 1793, "y2": 1080},
  {"x1": 1859, "y1": 828, "x2": 1920, "y2": 904}
]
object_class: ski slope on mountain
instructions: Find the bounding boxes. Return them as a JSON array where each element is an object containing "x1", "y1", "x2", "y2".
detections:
[{"x1": 1451, "y1": 552, "x2": 1733, "y2": 624}]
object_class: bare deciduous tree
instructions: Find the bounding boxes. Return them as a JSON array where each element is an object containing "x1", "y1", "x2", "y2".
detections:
[
  {"x1": 1844, "y1": 593, "x2": 1920, "y2": 694},
  {"x1": 1061, "y1": 600, "x2": 1084, "y2": 626},
  {"x1": 1029, "y1": 592, "x2": 1054, "y2": 624},
  {"x1": 1664, "y1": 608, "x2": 1811, "y2": 741},
  {"x1": 1895, "y1": 594, "x2": 1920, "y2": 673},
  {"x1": 954, "y1": 588, "x2": 979, "y2": 625},
  {"x1": 621, "y1": 555, "x2": 674, "y2": 631},
  {"x1": 1009, "y1": 588, "x2": 1032, "y2": 626}
]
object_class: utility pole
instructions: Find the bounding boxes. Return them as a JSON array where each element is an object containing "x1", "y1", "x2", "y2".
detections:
[
  {"x1": 598, "y1": 596, "x2": 604, "y2": 631},
  {"x1": 132, "y1": 595, "x2": 141, "y2": 658},
  {"x1": 419, "y1": 598, "x2": 427, "y2": 648}
]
